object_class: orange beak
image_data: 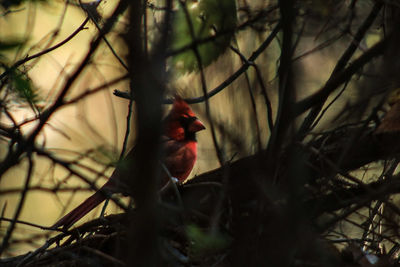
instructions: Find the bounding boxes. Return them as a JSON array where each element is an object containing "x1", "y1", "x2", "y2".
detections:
[{"x1": 188, "y1": 118, "x2": 206, "y2": 132}]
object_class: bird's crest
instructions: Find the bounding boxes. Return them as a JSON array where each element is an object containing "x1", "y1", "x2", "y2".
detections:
[{"x1": 171, "y1": 95, "x2": 195, "y2": 117}]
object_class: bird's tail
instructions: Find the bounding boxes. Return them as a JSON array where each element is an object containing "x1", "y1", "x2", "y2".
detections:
[{"x1": 52, "y1": 191, "x2": 106, "y2": 229}]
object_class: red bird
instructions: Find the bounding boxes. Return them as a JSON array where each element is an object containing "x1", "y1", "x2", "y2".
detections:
[{"x1": 53, "y1": 97, "x2": 205, "y2": 229}]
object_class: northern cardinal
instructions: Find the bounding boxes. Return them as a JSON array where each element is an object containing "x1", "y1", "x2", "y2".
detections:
[{"x1": 53, "y1": 96, "x2": 205, "y2": 229}]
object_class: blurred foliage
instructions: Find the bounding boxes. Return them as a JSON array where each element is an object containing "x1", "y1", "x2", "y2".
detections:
[
  {"x1": 0, "y1": 39, "x2": 24, "y2": 63},
  {"x1": 0, "y1": 40, "x2": 24, "y2": 53},
  {"x1": 186, "y1": 224, "x2": 232, "y2": 259},
  {"x1": 171, "y1": 0, "x2": 237, "y2": 73},
  {"x1": 9, "y1": 68, "x2": 40, "y2": 105},
  {"x1": 0, "y1": 0, "x2": 41, "y2": 106},
  {"x1": 303, "y1": 0, "x2": 339, "y2": 18}
]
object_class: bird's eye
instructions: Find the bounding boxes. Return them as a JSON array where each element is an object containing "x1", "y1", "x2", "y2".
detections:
[{"x1": 179, "y1": 115, "x2": 196, "y2": 125}]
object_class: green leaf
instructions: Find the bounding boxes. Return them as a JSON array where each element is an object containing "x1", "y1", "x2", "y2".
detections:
[
  {"x1": 171, "y1": 0, "x2": 237, "y2": 73},
  {"x1": 186, "y1": 224, "x2": 232, "y2": 258}
]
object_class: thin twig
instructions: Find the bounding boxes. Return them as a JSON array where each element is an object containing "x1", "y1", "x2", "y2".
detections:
[
  {"x1": 0, "y1": 154, "x2": 34, "y2": 254},
  {"x1": 178, "y1": 0, "x2": 224, "y2": 165},
  {"x1": 0, "y1": 17, "x2": 90, "y2": 81},
  {"x1": 113, "y1": 22, "x2": 281, "y2": 105},
  {"x1": 229, "y1": 43, "x2": 262, "y2": 151}
]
